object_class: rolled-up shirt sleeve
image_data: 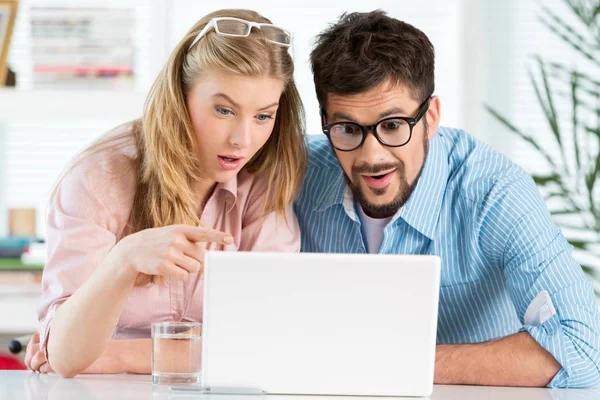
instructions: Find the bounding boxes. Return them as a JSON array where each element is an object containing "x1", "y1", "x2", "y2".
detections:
[{"x1": 480, "y1": 174, "x2": 600, "y2": 388}]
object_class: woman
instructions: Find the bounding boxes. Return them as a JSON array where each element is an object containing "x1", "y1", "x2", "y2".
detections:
[{"x1": 24, "y1": 9, "x2": 306, "y2": 377}]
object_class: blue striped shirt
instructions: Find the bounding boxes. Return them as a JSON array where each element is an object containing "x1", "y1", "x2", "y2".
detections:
[{"x1": 294, "y1": 127, "x2": 600, "y2": 388}]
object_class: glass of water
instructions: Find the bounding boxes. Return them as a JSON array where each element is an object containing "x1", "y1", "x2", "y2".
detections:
[{"x1": 151, "y1": 321, "x2": 202, "y2": 385}]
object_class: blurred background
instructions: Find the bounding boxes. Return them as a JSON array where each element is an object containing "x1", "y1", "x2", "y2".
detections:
[{"x1": 0, "y1": 0, "x2": 598, "y2": 370}]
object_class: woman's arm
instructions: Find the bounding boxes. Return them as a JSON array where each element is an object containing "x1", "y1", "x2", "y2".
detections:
[
  {"x1": 41, "y1": 154, "x2": 230, "y2": 378},
  {"x1": 39, "y1": 152, "x2": 139, "y2": 378},
  {"x1": 27, "y1": 334, "x2": 151, "y2": 375},
  {"x1": 46, "y1": 245, "x2": 139, "y2": 377},
  {"x1": 46, "y1": 225, "x2": 228, "y2": 378},
  {"x1": 86, "y1": 338, "x2": 152, "y2": 374}
]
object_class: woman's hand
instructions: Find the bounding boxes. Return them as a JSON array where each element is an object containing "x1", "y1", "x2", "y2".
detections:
[
  {"x1": 115, "y1": 224, "x2": 233, "y2": 280},
  {"x1": 25, "y1": 333, "x2": 151, "y2": 375},
  {"x1": 25, "y1": 332, "x2": 52, "y2": 373}
]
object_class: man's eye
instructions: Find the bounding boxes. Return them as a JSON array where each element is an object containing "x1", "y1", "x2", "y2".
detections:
[
  {"x1": 340, "y1": 124, "x2": 360, "y2": 134},
  {"x1": 381, "y1": 120, "x2": 403, "y2": 130}
]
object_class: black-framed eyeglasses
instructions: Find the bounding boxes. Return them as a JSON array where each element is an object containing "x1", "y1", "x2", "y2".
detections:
[{"x1": 321, "y1": 97, "x2": 431, "y2": 152}]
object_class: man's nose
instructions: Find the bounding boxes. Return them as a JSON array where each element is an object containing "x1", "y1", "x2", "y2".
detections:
[{"x1": 356, "y1": 129, "x2": 390, "y2": 164}]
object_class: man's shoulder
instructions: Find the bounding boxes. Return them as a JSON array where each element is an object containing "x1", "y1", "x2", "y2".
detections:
[
  {"x1": 305, "y1": 135, "x2": 341, "y2": 171},
  {"x1": 437, "y1": 127, "x2": 532, "y2": 206},
  {"x1": 295, "y1": 135, "x2": 345, "y2": 209}
]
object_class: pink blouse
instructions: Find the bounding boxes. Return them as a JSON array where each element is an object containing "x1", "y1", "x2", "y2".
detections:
[{"x1": 38, "y1": 128, "x2": 300, "y2": 351}]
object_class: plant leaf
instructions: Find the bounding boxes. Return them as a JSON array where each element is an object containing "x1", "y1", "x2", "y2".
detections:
[
  {"x1": 564, "y1": 0, "x2": 598, "y2": 30},
  {"x1": 585, "y1": 150, "x2": 600, "y2": 223},
  {"x1": 540, "y1": 4, "x2": 600, "y2": 67},
  {"x1": 582, "y1": 265, "x2": 596, "y2": 276},
  {"x1": 533, "y1": 173, "x2": 561, "y2": 186},
  {"x1": 585, "y1": 157, "x2": 600, "y2": 193},
  {"x1": 557, "y1": 221, "x2": 590, "y2": 230},
  {"x1": 580, "y1": 266, "x2": 600, "y2": 296},
  {"x1": 544, "y1": 192, "x2": 565, "y2": 202},
  {"x1": 534, "y1": 59, "x2": 562, "y2": 147},
  {"x1": 569, "y1": 239, "x2": 594, "y2": 250},
  {"x1": 586, "y1": 126, "x2": 600, "y2": 137},
  {"x1": 550, "y1": 208, "x2": 581, "y2": 215},
  {"x1": 485, "y1": 105, "x2": 558, "y2": 169},
  {"x1": 571, "y1": 71, "x2": 582, "y2": 174},
  {"x1": 529, "y1": 59, "x2": 569, "y2": 173},
  {"x1": 547, "y1": 62, "x2": 600, "y2": 90}
]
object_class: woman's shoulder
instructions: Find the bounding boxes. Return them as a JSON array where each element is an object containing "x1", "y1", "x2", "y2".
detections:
[
  {"x1": 52, "y1": 123, "x2": 139, "y2": 232},
  {"x1": 67, "y1": 125, "x2": 137, "y2": 191}
]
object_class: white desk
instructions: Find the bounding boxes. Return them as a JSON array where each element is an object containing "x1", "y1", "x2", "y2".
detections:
[{"x1": 0, "y1": 371, "x2": 598, "y2": 400}]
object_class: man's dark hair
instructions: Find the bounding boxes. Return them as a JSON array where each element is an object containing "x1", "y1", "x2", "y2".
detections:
[{"x1": 310, "y1": 10, "x2": 435, "y2": 108}]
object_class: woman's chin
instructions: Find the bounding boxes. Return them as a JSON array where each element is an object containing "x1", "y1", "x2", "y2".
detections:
[{"x1": 212, "y1": 169, "x2": 239, "y2": 183}]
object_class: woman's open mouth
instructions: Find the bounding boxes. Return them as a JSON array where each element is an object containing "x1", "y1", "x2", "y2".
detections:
[{"x1": 218, "y1": 155, "x2": 244, "y2": 171}]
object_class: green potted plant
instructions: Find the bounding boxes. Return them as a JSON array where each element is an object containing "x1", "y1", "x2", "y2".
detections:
[{"x1": 486, "y1": 0, "x2": 600, "y2": 290}]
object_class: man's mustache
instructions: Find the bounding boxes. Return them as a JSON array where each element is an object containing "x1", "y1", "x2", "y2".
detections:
[{"x1": 352, "y1": 163, "x2": 402, "y2": 175}]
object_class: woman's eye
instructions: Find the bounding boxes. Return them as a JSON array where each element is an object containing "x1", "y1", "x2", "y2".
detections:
[
  {"x1": 257, "y1": 114, "x2": 274, "y2": 122},
  {"x1": 216, "y1": 107, "x2": 232, "y2": 116}
]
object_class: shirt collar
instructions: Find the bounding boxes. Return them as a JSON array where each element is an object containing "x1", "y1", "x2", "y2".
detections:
[
  {"x1": 314, "y1": 168, "x2": 347, "y2": 212},
  {"x1": 312, "y1": 133, "x2": 449, "y2": 240},
  {"x1": 215, "y1": 174, "x2": 238, "y2": 212},
  {"x1": 399, "y1": 134, "x2": 449, "y2": 240}
]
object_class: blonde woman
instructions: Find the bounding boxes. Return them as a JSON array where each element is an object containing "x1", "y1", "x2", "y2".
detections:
[{"x1": 24, "y1": 9, "x2": 306, "y2": 377}]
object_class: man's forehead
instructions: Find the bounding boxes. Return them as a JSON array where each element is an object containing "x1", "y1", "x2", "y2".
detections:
[{"x1": 325, "y1": 82, "x2": 411, "y2": 111}]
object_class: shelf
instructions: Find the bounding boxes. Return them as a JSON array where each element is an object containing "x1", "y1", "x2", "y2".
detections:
[
  {"x1": 0, "y1": 258, "x2": 43, "y2": 271},
  {"x1": 0, "y1": 89, "x2": 147, "y2": 121}
]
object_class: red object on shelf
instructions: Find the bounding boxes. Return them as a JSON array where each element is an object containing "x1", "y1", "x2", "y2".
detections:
[{"x1": 0, "y1": 354, "x2": 26, "y2": 370}]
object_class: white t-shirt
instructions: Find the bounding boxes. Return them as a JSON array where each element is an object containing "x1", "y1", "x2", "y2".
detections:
[{"x1": 356, "y1": 203, "x2": 393, "y2": 254}]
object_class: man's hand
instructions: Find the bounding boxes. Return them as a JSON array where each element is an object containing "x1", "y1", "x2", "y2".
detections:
[{"x1": 435, "y1": 331, "x2": 561, "y2": 387}]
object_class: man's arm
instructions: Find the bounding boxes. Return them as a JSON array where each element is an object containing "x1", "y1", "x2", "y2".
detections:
[
  {"x1": 476, "y1": 174, "x2": 600, "y2": 388},
  {"x1": 435, "y1": 332, "x2": 560, "y2": 387}
]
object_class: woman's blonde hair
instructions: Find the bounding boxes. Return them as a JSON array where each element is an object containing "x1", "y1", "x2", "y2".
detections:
[{"x1": 51, "y1": 9, "x2": 306, "y2": 286}]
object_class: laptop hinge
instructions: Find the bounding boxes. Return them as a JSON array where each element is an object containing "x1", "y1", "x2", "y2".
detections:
[{"x1": 170, "y1": 386, "x2": 266, "y2": 395}]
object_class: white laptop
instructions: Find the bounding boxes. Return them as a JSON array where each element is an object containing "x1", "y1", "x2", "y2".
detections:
[{"x1": 199, "y1": 252, "x2": 440, "y2": 397}]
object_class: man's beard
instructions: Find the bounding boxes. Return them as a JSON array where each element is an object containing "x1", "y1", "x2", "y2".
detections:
[{"x1": 346, "y1": 126, "x2": 430, "y2": 219}]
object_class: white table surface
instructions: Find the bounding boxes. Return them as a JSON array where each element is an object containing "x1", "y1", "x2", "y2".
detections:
[{"x1": 0, "y1": 371, "x2": 599, "y2": 400}]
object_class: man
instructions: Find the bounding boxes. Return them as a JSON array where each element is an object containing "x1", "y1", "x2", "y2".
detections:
[{"x1": 295, "y1": 10, "x2": 600, "y2": 388}]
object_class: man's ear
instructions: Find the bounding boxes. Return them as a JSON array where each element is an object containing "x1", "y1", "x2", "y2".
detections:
[{"x1": 425, "y1": 95, "x2": 441, "y2": 139}]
